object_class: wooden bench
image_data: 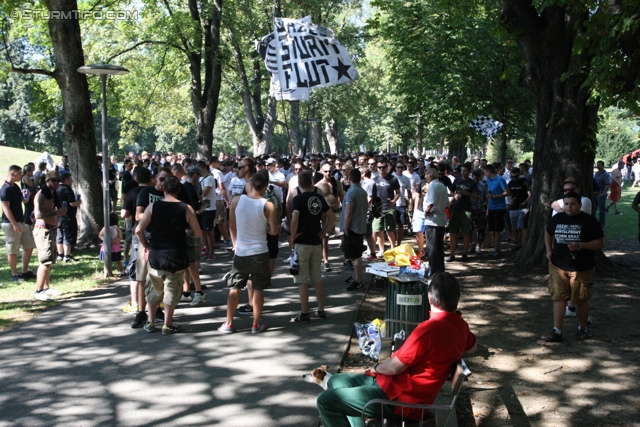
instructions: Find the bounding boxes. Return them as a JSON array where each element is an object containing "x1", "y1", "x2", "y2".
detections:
[{"x1": 362, "y1": 319, "x2": 468, "y2": 427}]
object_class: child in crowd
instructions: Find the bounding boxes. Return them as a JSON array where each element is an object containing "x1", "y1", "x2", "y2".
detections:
[{"x1": 99, "y1": 212, "x2": 126, "y2": 276}]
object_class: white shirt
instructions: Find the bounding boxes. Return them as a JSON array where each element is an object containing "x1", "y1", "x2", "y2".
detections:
[
  {"x1": 211, "y1": 168, "x2": 225, "y2": 200},
  {"x1": 200, "y1": 175, "x2": 216, "y2": 211},
  {"x1": 361, "y1": 177, "x2": 375, "y2": 197},
  {"x1": 229, "y1": 177, "x2": 246, "y2": 198},
  {"x1": 393, "y1": 173, "x2": 411, "y2": 207},
  {"x1": 552, "y1": 196, "x2": 592, "y2": 217},
  {"x1": 235, "y1": 195, "x2": 268, "y2": 257},
  {"x1": 403, "y1": 171, "x2": 421, "y2": 193},
  {"x1": 424, "y1": 180, "x2": 448, "y2": 227}
]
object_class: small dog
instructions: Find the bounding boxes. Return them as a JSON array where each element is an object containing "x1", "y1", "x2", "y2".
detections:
[{"x1": 302, "y1": 365, "x2": 332, "y2": 390}]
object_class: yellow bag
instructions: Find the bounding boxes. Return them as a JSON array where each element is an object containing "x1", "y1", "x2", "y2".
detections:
[{"x1": 383, "y1": 243, "x2": 416, "y2": 266}]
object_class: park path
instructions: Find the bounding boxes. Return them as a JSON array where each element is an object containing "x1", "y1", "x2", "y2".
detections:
[{"x1": 0, "y1": 241, "x2": 361, "y2": 427}]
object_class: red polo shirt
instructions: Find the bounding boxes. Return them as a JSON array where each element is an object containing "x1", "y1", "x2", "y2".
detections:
[{"x1": 375, "y1": 311, "x2": 476, "y2": 419}]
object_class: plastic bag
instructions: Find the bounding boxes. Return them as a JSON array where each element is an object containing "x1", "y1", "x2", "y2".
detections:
[
  {"x1": 383, "y1": 243, "x2": 416, "y2": 265},
  {"x1": 354, "y1": 318, "x2": 385, "y2": 361}
]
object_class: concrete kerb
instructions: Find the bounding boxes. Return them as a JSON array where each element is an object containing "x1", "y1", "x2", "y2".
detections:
[{"x1": 0, "y1": 238, "x2": 362, "y2": 426}]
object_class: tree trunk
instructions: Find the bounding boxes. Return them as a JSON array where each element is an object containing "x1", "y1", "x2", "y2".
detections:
[
  {"x1": 448, "y1": 138, "x2": 467, "y2": 162},
  {"x1": 499, "y1": 2, "x2": 599, "y2": 267},
  {"x1": 311, "y1": 121, "x2": 322, "y2": 154},
  {"x1": 416, "y1": 116, "x2": 423, "y2": 155},
  {"x1": 324, "y1": 118, "x2": 338, "y2": 154},
  {"x1": 45, "y1": 0, "x2": 101, "y2": 245},
  {"x1": 289, "y1": 101, "x2": 300, "y2": 155},
  {"x1": 499, "y1": 135, "x2": 508, "y2": 165}
]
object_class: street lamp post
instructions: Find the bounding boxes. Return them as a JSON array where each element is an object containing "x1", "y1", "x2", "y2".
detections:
[{"x1": 77, "y1": 64, "x2": 129, "y2": 278}]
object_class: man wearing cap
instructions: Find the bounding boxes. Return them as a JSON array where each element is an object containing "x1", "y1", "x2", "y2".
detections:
[
  {"x1": 33, "y1": 170, "x2": 67, "y2": 301},
  {"x1": 55, "y1": 171, "x2": 82, "y2": 262},
  {"x1": 1, "y1": 165, "x2": 37, "y2": 282},
  {"x1": 551, "y1": 178, "x2": 592, "y2": 216},
  {"x1": 209, "y1": 156, "x2": 232, "y2": 246},
  {"x1": 265, "y1": 157, "x2": 286, "y2": 205}
]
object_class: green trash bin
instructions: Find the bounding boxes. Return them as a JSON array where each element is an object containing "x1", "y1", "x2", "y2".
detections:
[{"x1": 385, "y1": 278, "x2": 429, "y2": 337}]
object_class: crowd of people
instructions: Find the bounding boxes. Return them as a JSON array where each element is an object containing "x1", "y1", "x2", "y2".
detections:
[{"x1": 6, "y1": 148, "x2": 640, "y2": 425}]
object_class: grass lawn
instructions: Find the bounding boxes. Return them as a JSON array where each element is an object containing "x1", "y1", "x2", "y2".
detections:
[
  {"x1": 602, "y1": 183, "x2": 640, "y2": 240},
  {"x1": 0, "y1": 146, "x2": 62, "y2": 174},
  {"x1": 0, "y1": 235, "x2": 112, "y2": 331}
]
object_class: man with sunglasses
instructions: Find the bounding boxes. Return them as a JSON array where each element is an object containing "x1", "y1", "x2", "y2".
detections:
[
  {"x1": 368, "y1": 158, "x2": 380, "y2": 178},
  {"x1": 32, "y1": 170, "x2": 67, "y2": 301},
  {"x1": 551, "y1": 177, "x2": 592, "y2": 216},
  {"x1": 372, "y1": 159, "x2": 400, "y2": 255}
]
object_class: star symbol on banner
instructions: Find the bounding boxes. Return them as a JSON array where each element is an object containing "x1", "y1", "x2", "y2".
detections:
[{"x1": 332, "y1": 59, "x2": 352, "y2": 81}]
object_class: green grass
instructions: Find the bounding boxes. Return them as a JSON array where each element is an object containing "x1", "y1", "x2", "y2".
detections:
[
  {"x1": 0, "y1": 146, "x2": 62, "y2": 174},
  {"x1": 0, "y1": 238, "x2": 112, "y2": 331},
  {"x1": 602, "y1": 183, "x2": 640, "y2": 240}
]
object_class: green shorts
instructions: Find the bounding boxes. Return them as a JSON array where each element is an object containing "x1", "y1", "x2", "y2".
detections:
[
  {"x1": 449, "y1": 210, "x2": 472, "y2": 234},
  {"x1": 227, "y1": 252, "x2": 270, "y2": 290},
  {"x1": 372, "y1": 209, "x2": 396, "y2": 232}
]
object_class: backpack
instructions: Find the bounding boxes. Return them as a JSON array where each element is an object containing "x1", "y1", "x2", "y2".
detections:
[
  {"x1": 369, "y1": 194, "x2": 383, "y2": 219},
  {"x1": 263, "y1": 186, "x2": 282, "y2": 221}
]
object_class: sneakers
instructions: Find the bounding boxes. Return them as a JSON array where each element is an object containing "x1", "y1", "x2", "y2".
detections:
[
  {"x1": 251, "y1": 323, "x2": 267, "y2": 334},
  {"x1": 11, "y1": 275, "x2": 24, "y2": 283},
  {"x1": 131, "y1": 311, "x2": 147, "y2": 328},
  {"x1": 179, "y1": 294, "x2": 193, "y2": 302},
  {"x1": 445, "y1": 255, "x2": 455, "y2": 262},
  {"x1": 489, "y1": 250, "x2": 502, "y2": 258},
  {"x1": 364, "y1": 254, "x2": 377, "y2": 262},
  {"x1": 207, "y1": 253, "x2": 216, "y2": 261},
  {"x1": 343, "y1": 260, "x2": 354, "y2": 270},
  {"x1": 162, "y1": 324, "x2": 181, "y2": 335},
  {"x1": 64, "y1": 255, "x2": 76, "y2": 263},
  {"x1": 190, "y1": 293, "x2": 205, "y2": 305},
  {"x1": 33, "y1": 290, "x2": 51, "y2": 301},
  {"x1": 292, "y1": 312, "x2": 311, "y2": 323},
  {"x1": 475, "y1": 247, "x2": 482, "y2": 255},
  {"x1": 565, "y1": 307, "x2": 577, "y2": 318},
  {"x1": 19, "y1": 271, "x2": 36, "y2": 280},
  {"x1": 56, "y1": 254, "x2": 64, "y2": 261},
  {"x1": 345, "y1": 276, "x2": 356, "y2": 283},
  {"x1": 218, "y1": 322, "x2": 234, "y2": 334},
  {"x1": 324, "y1": 263, "x2": 333, "y2": 272},
  {"x1": 313, "y1": 310, "x2": 327, "y2": 320},
  {"x1": 574, "y1": 327, "x2": 591, "y2": 340},
  {"x1": 155, "y1": 307, "x2": 165, "y2": 322},
  {"x1": 144, "y1": 321, "x2": 156, "y2": 333},
  {"x1": 541, "y1": 330, "x2": 563, "y2": 342},
  {"x1": 123, "y1": 303, "x2": 139, "y2": 313},
  {"x1": 346, "y1": 281, "x2": 364, "y2": 291},
  {"x1": 237, "y1": 304, "x2": 253, "y2": 315},
  {"x1": 460, "y1": 254, "x2": 469, "y2": 261},
  {"x1": 615, "y1": 211, "x2": 623, "y2": 215},
  {"x1": 43, "y1": 288, "x2": 61, "y2": 296}
]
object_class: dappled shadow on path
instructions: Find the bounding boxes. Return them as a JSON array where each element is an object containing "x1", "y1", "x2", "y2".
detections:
[
  {"x1": 0, "y1": 245, "x2": 363, "y2": 427},
  {"x1": 451, "y1": 253, "x2": 640, "y2": 427}
]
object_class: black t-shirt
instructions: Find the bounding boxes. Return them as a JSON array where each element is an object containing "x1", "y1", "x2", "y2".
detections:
[
  {"x1": 373, "y1": 174, "x2": 400, "y2": 206},
  {"x1": 451, "y1": 177, "x2": 477, "y2": 212},
  {"x1": 508, "y1": 178, "x2": 529, "y2": 210},
  {"x1": 292, "y1": 188, "x2": 330, "y2": 246},
  {"x1": 121, "y1": 171, "x2": 135, "y2": 193},
  {"x1": 547, "y1": 212, "x2": 604, "y2": 271},
  {"x1": 0, "y1": 181, "x2": 24, "y2": 223},
  {"x1": 123, "y1": 186, "x2": 144, "y2": 244},
  {"x1": 438, "y1": 175, "x2": 453, "y2": 191},
  {"x1": 108, "y1": 165, "x2": 118, "y2": 189},
  {"x1": 56, "y1": 184, "x2": 77, "y2": 220},
  {"x1": 135, "y1": 186, "x2": 164, "y2": 245}
]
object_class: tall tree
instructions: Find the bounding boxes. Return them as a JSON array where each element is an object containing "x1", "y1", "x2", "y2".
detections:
[
  {"x1": 498, "y1": 0, "x2": 640, "y2": 265},
  {"x1": 2, "y1": 0, "x2": 103, "y2": 243}
]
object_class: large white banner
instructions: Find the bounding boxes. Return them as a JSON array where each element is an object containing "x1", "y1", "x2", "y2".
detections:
[{"x1": 258, "y1": 16, "x2": 358, "y2": 100}]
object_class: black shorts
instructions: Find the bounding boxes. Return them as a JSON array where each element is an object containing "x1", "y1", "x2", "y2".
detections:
[
  {"x1": 395, "y1": 206, "x2": 408, "y2": 225},
  {"x1": 267, "y1": 233, "x2": 279, "y2": 259},
  {"x1": 201, "y1": 210, "x2": 216, "y2": 231},
  {"x1": 343, "y1": 231, "x2": 364, "y2": 260},
  {"x1": 487, "y1": 209, "x2": 506, "y2": 232},
  {"x1": 56, "y1": 219, "x2": 77, "y2": 245}
]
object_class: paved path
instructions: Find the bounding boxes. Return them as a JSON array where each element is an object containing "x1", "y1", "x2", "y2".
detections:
[{"x1": 0, "y1": 241, "x2": 363, "y2": 426}]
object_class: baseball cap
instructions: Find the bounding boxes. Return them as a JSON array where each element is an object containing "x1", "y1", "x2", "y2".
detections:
[
  {"x1": 45, "y1": 170, "x2": 60, "y2": 181},
  {"x1": 187, "y1": 166, "x2": 201, "y2": 175},
  {"x1": 59, "y1": 171, "x2": 71, "y2": 180},
  {"x1": 265, "y1": 158, "x2": 277, "y2": 165}
]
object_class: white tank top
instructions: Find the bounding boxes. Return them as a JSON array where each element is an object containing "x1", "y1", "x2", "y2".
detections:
[{"x1": 235, "y1": 195, "x2": 269, "y2": 257}]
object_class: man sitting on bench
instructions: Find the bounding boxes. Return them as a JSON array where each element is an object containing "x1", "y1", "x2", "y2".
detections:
[{"x1": 316, "y1": 272, "x2": 477, "y2": 426}]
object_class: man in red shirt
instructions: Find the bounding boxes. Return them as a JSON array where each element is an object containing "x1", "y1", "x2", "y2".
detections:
[{"x1": 316, "y1": 272, "x2": 477, "y2": 426}]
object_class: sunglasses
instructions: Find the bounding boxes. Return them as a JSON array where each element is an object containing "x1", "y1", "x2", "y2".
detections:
[
  {"x1": 341, "y1": 169, "x2": 349, "y2": 172},
  {"x1": 396, "y1": 166, "x2": 404, "y2": 169},
  {"x1": 310, "y1": 159, "x2": 318, "y2": 162},
  {"x1": 49, "y1": 179, "x2": 61, "y2": 183},
  {"x1": 294, "y1": 168, "x2": 302, "y2": 171},
  {"x1": 563, "y1": 187, "x2": 576, "y2": 192},
  {"x1": 322, "y1": 170, "x2": 332, "y2": 173},
  {"x1": 158, "y1": 176, "x2": 166, "y2": 183},
  {"x1": 368, "y1": 162, "x2": 376, "y2": 165}
]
